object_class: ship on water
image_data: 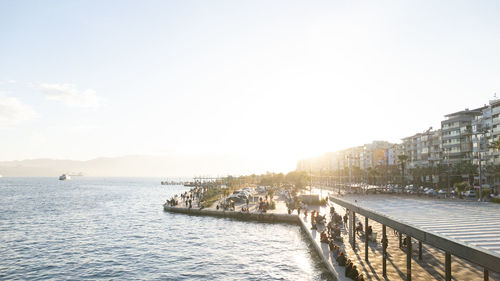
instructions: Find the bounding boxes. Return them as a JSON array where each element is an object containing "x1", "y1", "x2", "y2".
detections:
[{"x1": 59, "y1": 174, "x2": 71, "y2": 181}]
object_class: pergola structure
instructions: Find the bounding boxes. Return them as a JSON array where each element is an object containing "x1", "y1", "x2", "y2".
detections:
[{"x1": 330, "y1": 195, "x2": 500, "y2": 281}]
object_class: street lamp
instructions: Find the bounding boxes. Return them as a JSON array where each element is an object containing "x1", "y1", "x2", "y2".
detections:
[{"x1": 474, "y1": 124, "x2": 490, "y2": 201}]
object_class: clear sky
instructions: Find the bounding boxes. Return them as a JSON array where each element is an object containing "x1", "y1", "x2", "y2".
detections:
[{"x1": 1, "y1": 0, "x2": 499, "y2": 174}]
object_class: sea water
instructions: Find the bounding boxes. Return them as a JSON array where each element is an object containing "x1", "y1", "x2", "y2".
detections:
[{"x1": 0, "y1": 177, "x2": 331, "y2": 280}]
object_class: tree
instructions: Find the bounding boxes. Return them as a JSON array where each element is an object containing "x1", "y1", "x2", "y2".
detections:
[
  {"x1": 398, "y1": 155, "x2": 409, "y2": 187},
  {"x1": 436, "y1": 163, "x2": 448, "y2": 189},
  {"x1": 285, "y1": 171, "x2": 309, "y2": 195},
  {"x1": 366, "y1": 167, "x2": 378, "y2": 185},
  {"x1": 267, "y1": 186, "x2": 275, "y2": 201},
  {"x1": 454, "y1": 181, "x2": 468, "y2": 199}
]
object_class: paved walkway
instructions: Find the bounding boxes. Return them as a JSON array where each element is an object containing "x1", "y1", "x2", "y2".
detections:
[
  {"x1": 297, "y1": 205, "x2": 354, "y2": 281},
  {"x1": 330, "y1": 202, "x2": 500, "y2": 281}
]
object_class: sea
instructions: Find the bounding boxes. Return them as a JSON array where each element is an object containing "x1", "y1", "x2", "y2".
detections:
[{"x1": 0, "y1": 177, "x2": 332, "y2": 280}]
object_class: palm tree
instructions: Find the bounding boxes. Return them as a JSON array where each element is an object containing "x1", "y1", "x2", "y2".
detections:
[
  {"x1": 489, "y1": 138, "x2": 500, "y2": 151},
  {"x1": 488, "y1": 136, "x2": 500, "y2": 196}
]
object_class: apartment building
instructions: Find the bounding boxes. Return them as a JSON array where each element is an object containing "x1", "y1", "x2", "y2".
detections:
[
  {"x1": 402, "y1": 129, "x2": 442, "y2": 169},
  {"x1": 441, "y1": 108, "x2": 481, "y2": 165}
]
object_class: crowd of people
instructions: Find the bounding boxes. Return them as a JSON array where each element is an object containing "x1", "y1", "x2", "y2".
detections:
[
  {"x1": 313, "y1": 206, "x2": 365, "y2": 281},
  {"x1": 258, "y1": 197, "x2": 270, "y2": 212},
  {"x1": 165, "y1": 187, "x2": 206, "y2": 209},
  {"x1": 216, "y1": 200, "x2": 236, "y2": 211}
]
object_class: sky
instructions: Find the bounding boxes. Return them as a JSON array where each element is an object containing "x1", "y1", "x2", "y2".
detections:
[{"x1": 1, "y1": 0, "x2": 499, "y2": 174}]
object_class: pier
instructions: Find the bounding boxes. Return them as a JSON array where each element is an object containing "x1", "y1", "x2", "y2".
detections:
[{"x1": 164, "y1": 206, "x2": 299, "y2": 224}]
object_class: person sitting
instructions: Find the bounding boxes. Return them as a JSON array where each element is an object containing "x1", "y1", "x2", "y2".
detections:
[
  {"x1": 316, "y1": 213, "x2": 326, "y2": 224},
  {"x1": 330, "y1": 244, "x2": 339, "y2": 257},
  {"x1": 357, "y1": 274, "x2": 365, "y2": 281},
  {"x1": 328, "y1": 240, "x2": 335, "y2": 251},
  {"x1": 335, "y1": 213, "x2": 342, "y2": 224},
  {"x1": 327, "y1": 218, "x2": 335, "y2": 229},
  {"x1": 311, "y1": 221, "x2": 317, "y2": 230},
  {"x1": 320, "y1": 231, "x2": 329, "y2": 243},
  {"x1": 345, "y1": 260, "x2": 353, "y2": 277},
  {"x1": 336, "y1": 251, "x2": 347, "y2": 266},
  {"x1": 333, "y1": 224, "x2": 341, "y2": 239},
  {"x1": 318, "y1": 214, "x2": 326, "y2": 225},
  {"x1": 327, "y1": 220, "x2": 335, "y2": 237},
  {"x1": 351, "y1": 265, "x2": 359, "y2": 280}
]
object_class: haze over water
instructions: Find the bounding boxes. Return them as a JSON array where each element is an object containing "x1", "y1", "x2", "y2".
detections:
[{"x1": 0, "y1": 177, "x2": 332, "y2": 280}]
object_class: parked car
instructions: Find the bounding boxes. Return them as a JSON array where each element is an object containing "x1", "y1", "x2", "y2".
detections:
[
  {"x1": 425, "y1": 189, "x2": 436, "y2": 195},
  {"x1": 465, "y1": 190, "x2": 477, "y2": 197}
]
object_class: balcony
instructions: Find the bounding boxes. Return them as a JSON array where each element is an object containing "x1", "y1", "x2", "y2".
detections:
[
  {"x1": 492, "y1": 127, "x2": 500, "y2": 134},
  {"x1": 492, "y1": 106, "x2": 500, "y2": 115}
]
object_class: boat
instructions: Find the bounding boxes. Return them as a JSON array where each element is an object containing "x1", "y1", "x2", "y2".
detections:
[{"x1": 59, "y1": 174, "x2": 71, "y2": 180}]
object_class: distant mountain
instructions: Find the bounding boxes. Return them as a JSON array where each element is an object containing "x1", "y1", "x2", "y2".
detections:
[{"x1": 0, "y1": 155, "x2": 255, "y2": 177}]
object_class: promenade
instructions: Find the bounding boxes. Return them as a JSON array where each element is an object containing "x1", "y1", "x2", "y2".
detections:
[
  {"x1": 329, "y1": 195, "x2": 500, "y2": 281},
  {"x1": 165, "y1": 188, "x2": 500, "y2": 280}
]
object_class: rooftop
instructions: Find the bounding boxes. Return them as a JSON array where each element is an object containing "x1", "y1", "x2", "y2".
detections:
[{"x1": 444, "y1": 108, "x2": 484, "y2": 118}]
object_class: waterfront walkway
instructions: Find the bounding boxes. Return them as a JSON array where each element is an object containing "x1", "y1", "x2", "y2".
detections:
[
  {"x1": 165, "y1": 189, "x2": 500, "y2": 280},
  {"x1": 328, "y1": 196, "x2": 500, "y2": 281}
]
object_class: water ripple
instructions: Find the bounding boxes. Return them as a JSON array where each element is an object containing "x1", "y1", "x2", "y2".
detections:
[{"x1": 0, "y1": 177, "x2": 332, "y2": 280}]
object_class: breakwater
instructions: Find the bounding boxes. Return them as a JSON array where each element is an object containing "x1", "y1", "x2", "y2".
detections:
[{"x1": 163, "y1": 205, "x2": 300, "y2": 224}]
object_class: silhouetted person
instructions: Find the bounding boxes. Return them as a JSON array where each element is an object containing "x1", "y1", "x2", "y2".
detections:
[
  {"x1": 336, "y1": 251, "x2": 347, "y2": 266},
  {"x1": 345, "y1": 260, "x2": 353, "y2": 277},
  {"x1": 356, "y1": 222, "x2": 363, "y2": 235}
]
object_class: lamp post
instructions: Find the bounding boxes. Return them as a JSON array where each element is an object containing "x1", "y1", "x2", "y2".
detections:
[
  {"x1": 346, "y1": 154, "x2": 360, "y2": 192},
  {"x1": 475, "y1": 125, "x2": 490, "y2": 202},
  {"x1": 385, "y1": 145, "x2": 396, "y2": 188},
  {"x1": 446, "y1": 150, "x2": 450, "y2": 198},
  {"x1": 337, "y1": 158, "x2": 341, "y2": 194},
  {"x1": 478, "y1": 134, "x2": 483, "y2": 202},
  {"x1": 320, "y1": 168, "x2": 324, "y2": 198}
]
